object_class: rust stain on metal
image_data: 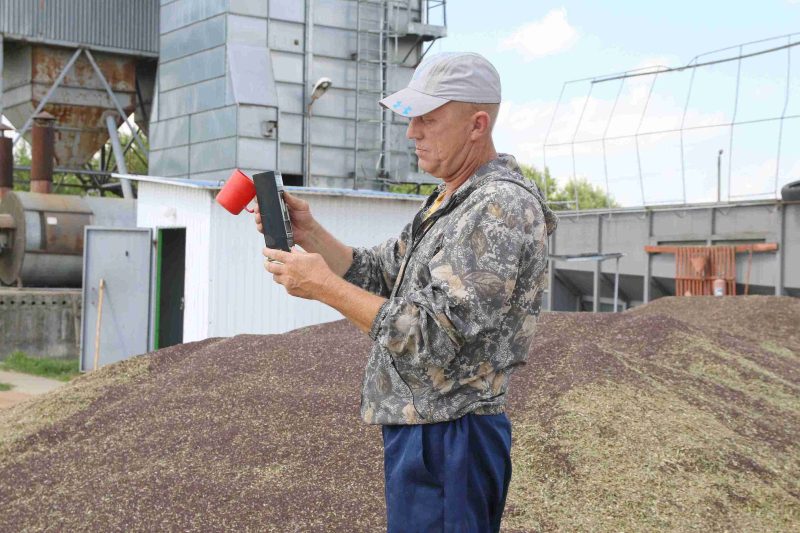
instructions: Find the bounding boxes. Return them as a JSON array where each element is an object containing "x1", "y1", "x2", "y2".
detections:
[
  {"x1": 31, "y1": 47, "x2": 136, "y2": 91},
  {"x1": 42, "y1": 212, "x2": 90, "y2": 255},
  {"x1": 19, "y1": 45, "x2": 138, "y2": 167}
]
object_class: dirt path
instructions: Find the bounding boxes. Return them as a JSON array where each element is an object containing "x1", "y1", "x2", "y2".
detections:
[{"x1": 0, "y1": 370, "x2": 64, "y2": 410}]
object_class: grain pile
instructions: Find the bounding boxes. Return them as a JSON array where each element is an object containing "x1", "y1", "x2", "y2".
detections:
[{"x1": 1, "y1": 296, "x2": 798, "y2": 532}]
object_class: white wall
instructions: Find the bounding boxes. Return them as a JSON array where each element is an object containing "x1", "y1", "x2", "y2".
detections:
[
  {"x1": 137, "y1": 182, "x2": 423, "y2": 340},
  {"x1": 136, "y1": 182, "x2": 213, "y2": 342},
  {"x1": 207, "y1": 189, "x2": 423, "y2": 336}
]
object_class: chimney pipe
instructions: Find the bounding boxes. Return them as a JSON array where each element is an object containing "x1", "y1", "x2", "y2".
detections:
[
  {"x1": 31, "y1": 111, "x2": 56, "y2": 194},
  {"x1": 0, "y1": 124, "x2": 12, "y2": 200}
]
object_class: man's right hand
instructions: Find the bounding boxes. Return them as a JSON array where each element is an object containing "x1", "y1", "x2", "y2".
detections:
[{"x1": 253, "y1": 191, "x2": 316, "y2": 247}]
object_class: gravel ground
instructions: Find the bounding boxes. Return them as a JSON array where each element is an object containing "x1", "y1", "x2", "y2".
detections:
[{"x1": 0, "y1": 296, "x2": 798, "y2": 532}]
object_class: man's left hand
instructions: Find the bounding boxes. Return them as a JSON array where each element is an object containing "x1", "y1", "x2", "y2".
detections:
[{"x1": 263, "y1": 247, "x2": 334, "y2": 300}]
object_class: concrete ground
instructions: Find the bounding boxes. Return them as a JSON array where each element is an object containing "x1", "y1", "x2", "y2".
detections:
[{"x1": 0, "y1": 371, "x2": 65, "y2": 410}]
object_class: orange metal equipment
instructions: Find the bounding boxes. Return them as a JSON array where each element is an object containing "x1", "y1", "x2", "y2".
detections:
[
  {"x1": 645, "y1": 243, "x2": 779, "y2": 297},
  {"x1": 674, "y1": 246, "x2": 736, "y2": 296}
]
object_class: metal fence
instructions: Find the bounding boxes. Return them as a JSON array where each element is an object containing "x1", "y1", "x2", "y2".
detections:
[{"x1": 539, "y1": 33, "x2": 800, "y2": 209}]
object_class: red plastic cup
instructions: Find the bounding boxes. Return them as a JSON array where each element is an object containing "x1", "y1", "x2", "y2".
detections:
[{"x1": 216, "y1": 169, "x2": 256, "y2": 215}]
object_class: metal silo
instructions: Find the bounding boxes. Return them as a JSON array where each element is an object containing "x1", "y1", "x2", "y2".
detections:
[{"x1": 148, "y1": 0, "x2": 446, "y2": 189}]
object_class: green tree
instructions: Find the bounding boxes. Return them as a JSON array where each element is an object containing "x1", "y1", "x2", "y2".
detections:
[
  {"x1": 519, "y1": 163, "x2": 558, "y2": 198},
  {"x1": 11, "y1": 130, "x2": 148, "y2": 197},
  {"x1": 519, "y1": 163, "x2": 619, "y2": 210},
  {"x1": 552, "y1": 177, "x2": 620, "y2": 210}
]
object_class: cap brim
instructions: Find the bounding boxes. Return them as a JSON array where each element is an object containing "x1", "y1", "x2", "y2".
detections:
[{"x1": 379, "y1": 87, "x2": 450, "y2": 118}]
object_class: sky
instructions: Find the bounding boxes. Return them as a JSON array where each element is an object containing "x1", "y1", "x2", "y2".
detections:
[{"x1": 428, "y1": 0, "x2": 800, "y2": 206}]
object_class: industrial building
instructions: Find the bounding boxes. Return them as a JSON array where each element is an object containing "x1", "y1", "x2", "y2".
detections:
[{"x1": 0, "y1": 2, "x2": 798, "y2": 369}]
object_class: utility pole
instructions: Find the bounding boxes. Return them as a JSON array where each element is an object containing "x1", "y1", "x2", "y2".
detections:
[{"x1": 717, "y1": 149, "x2": 724, "y2": 203}]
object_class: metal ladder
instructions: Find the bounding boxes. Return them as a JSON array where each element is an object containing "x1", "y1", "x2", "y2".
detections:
[
  {"x1": 353, "y1": 0, "x2": 447, "y2": 189},
  {"x1": 354, "y1": 0, "x2": 411, "y2": 188}
]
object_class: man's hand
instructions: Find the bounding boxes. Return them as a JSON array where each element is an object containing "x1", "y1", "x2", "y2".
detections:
[
  {"x1": 263, "y1": 246, "x2": 387, "y2": 334},
  {"x1": 263, "y1": 246, "x2": 335, "y2": 300},
  {"x1": 253, "y1": 192, "x2": 317, "y2": 246}
]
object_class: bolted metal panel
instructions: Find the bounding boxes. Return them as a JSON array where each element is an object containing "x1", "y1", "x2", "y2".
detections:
[
  {"x1": 1, "y1": 0, "x2": 159, "y2": 56},
  {"x1": 80, "y1": 227, "x2": 153, "y2": 371}
]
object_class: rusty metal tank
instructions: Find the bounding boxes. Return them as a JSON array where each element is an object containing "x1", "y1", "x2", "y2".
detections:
[
  {"x1": 0, "y1": 192, "x2": 135, "y2": 287},
  {"x1": 2, "y1": 43, "x2": 138, "y2": 168}
]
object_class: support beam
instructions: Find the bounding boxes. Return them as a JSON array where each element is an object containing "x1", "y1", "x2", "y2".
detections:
[
  {"x1": 776, "y1": 204, "x2": 785, "y2": 296},
  {"x1": 0, "y1": 36, "x2": 4, "y2": 119},
  {"x1": 643, "y1": 252, "x2": 652, "y2": 303},
  {"x1": 645, "y1": 243, "x2": 778, "y2": 254},
  {"x1": 84, "y1": 49, "x2": 147, "y2": 155},
  {"x1": 593, "y1": 263, "x2": 600, "y2": 312},
  {"x1": 600, "y1": 272, "x2": 631, "y2": 307},
  {"x1": 105, "y1": 115, "x2": 134, "y2": 199},
  {"x1": 554, "y1": 269, "x2": 584, "y2": 302},
  {"x1": 593, "y1": 215, "x2": 602, "y2": 313},
  {"x1": 546, "y1": 259, "x2": 555, "y2": 311},
  {"x1": 651, "y1": 276, "x2": 671, "y2": 297}
]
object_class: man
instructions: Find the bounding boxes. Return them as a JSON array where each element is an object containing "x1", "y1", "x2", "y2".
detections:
[{"x1": 255, "y1": 52, "x2": 557, "y2": 533}]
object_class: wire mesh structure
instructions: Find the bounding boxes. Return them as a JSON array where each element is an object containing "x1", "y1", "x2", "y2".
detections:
[{"x1": 540, "y1": 33, "x2": 800, "y2": 210}]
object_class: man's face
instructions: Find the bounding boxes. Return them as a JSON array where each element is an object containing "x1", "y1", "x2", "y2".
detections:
[{"x1": 406, "y1": 102, "x2": 474, "y2": 180}]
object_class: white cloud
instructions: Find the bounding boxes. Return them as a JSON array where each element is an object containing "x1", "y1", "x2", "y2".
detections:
[
  {"x1": 493, "y1": 84, "x2": 755, "y2": 206},
  {"x1": 499, "y1": 8, "x2": 578, "y2": 61}
]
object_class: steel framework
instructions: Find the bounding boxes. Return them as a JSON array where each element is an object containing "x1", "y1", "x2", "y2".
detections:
[{"x1": 541, "y1": 33, "x2": 800, "y2": 210}]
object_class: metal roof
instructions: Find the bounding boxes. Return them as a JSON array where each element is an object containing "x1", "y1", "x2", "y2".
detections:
[{"x1": 113, "y1": 173, "x2": 427, "y2": 202}]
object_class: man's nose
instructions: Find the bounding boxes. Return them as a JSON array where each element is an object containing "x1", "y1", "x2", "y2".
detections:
[{"x1": 406, "y1": 117, "x2": 422, "y2": 140}]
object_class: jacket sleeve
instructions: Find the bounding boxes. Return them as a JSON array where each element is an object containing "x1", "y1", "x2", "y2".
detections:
[
  {"x1": 368, "y1": 182, "x2": 547, "y2": 369},
  {"x1": 342, "y1": 221, "x2": 413, "y2": 298}
]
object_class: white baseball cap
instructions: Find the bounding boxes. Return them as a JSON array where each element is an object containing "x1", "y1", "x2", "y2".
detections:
[{"x1": 379, "y1": 52, "x2": 501, "y2": 118}]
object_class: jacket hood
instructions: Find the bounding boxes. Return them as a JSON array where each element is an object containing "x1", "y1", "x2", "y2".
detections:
[{"x1": 446, "y1": 153, "x2": 558, "y2": 236}]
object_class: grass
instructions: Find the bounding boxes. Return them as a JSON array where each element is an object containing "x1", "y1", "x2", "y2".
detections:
[
  {"x1": 0, "y1": 383, "x2": 12, "y2": 392},
  {"x1": 0, "y1": 352, "x2": 80, "y2": 382}
]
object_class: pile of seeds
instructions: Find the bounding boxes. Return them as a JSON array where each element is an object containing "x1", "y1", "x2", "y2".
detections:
[{"x1": 1, "y1": 296, "x2": 798, "y2": 532}]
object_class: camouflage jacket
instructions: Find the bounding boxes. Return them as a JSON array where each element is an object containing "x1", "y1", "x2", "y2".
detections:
[{"x1": 344, "y1": 154, "x2": 558, "y2": 425}]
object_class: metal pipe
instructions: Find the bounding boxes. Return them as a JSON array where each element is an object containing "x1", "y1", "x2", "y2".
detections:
[
  {"x1": 0, "y1": 36, "x2": 4, "y2": 119},
  {"x1": 105, "y1": 115, "x2": 134, "y2": 199},
  {"x1": 776, "y1": 204, "x2": 785, "y2": 296},
  {"x1": 303, "y1": 0, "x2": 314, "y2": 187},
  {"x1": 0, "y1": 125, "x2": 12, "y2": 199},
  {"x1": 614, "y1": 256, "x2": 620, "y2": 312},
  {"x1": 354, "y1": 0, "x2": 362, "y2": 189},
  {"x1": 306, "y1": 102, "x2": 313, "y2": 189},
  {"x1": 30, "y1": 112, "x2": 56, "y2": 194},
  {"x1": 717, "y1": 149, "x2": 723, "y2": 203}
]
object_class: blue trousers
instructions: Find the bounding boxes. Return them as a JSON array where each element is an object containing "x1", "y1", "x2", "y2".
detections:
[{"x1": 382, "y1": 413, "x2": 512, "y2": 533}]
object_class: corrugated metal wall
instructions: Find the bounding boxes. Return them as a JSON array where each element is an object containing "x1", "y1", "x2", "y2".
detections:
[
  {"x1": 207, "y1": 188, "x2": 423, "y2": 337},
  {"x1": 150, "y1": 0, "x2": 429, "y2": 187},
  {"x1": 0, "y1": 0, "x2": 159, "y2": 56},
  {"x1": 136, "y1": 183, "x2": 213, "y2": 343}
]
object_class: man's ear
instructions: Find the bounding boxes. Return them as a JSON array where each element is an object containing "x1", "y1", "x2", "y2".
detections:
[{"x1": 470, "y1": 111, "x2": 491, "y2": 140}]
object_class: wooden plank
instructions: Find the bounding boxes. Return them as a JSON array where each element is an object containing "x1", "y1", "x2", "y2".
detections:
[{"x1": 646, "y1": 243, "x2": 779, "y2": 254}]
